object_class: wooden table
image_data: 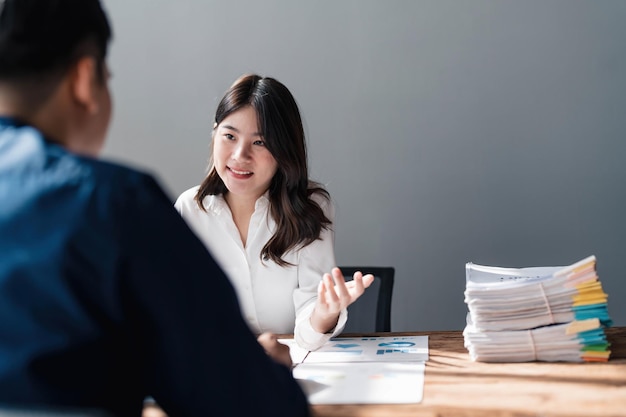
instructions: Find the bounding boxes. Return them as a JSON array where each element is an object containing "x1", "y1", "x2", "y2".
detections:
[{"x1": 310, "y1": 327, "x2": 626, "y2": 417}]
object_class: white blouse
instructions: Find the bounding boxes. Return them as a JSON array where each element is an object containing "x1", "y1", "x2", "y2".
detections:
[{"x1": 174, "y1": 187, "x2": 347, "y2": 351}]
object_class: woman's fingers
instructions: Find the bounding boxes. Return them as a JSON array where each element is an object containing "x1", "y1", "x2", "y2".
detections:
[
  {"x1": 331, "y1": 267, "x2": 351, "y2": 303},
  {"x1": 361, "y1": 273, "x2": 375, "y2": 288},
  {"x1": 323, "y1": 273, "x2": 339, "y2": 303},
  {"x1": 344, "y1": 272, "x2": 374, "y2": 296},
  {"x1": 351, "y1": 271, "x2": 365, "y2": 296},
  {"x1": 317, "y1": 269, "x2": 376, "y2": 314}
]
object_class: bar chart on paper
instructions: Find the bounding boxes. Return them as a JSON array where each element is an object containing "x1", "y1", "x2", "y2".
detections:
[{"x1": 304, "y1": 335, "x2": 428, "y2": 363}]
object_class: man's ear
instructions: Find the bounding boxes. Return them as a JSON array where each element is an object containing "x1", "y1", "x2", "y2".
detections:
[{"x1": 69, "y1": 56, "x2": 100, "y2": 115}]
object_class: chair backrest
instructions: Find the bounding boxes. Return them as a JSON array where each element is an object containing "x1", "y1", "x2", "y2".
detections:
[{"x1": 339, "y1": 266, "x2": 395, "y2": 333}]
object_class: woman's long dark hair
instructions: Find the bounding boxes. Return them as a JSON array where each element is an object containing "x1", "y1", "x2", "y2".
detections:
[{"x1": 195, "y1": 74, "x2": 331, "y2": 266}]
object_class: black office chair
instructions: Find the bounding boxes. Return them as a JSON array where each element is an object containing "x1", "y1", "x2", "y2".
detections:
[{"x1": 339, "y1": 266, "x2": 395, "y2": 333}]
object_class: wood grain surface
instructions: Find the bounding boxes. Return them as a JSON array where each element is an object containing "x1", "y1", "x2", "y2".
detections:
[{"x1": 309, "y1": 327, "x2": 626, "y2": 417}]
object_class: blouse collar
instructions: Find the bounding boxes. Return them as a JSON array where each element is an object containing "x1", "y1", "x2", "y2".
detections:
[{"x1": 203, "y1": 192, "x2": 270, "y2": 215}]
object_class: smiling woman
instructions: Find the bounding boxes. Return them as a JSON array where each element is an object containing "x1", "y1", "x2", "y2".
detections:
[
  {"x1": 175, "y1": 74, "x2": 374, "y2": 351},
  {"x1": 212, "y1": 105, "x2": 278, "y2": 244}
]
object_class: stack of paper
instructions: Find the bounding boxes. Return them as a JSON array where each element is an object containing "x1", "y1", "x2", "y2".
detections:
[{"x1": 463, "y1": 255, "x2": 612, "y2": 362}]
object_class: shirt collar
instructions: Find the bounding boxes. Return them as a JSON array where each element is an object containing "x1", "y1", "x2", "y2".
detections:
[
  {"x1": 203, "y1": 192, "x2": 270, "y2": 215},
  {"x1": 0, "y1": 116, "x2": 28, "y2": 129},
  {"x1": 254, "y1": 192, "x2": 270, "y2": 210}
]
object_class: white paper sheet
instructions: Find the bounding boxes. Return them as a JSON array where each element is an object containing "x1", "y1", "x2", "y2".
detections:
[{"x1": 293, "y1": 362, "x2": 425, "y2": 404}]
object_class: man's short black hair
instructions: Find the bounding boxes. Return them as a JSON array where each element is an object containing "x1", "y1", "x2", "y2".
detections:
[{"x1": 0, "y1": 0, "x2": 112, "y2": 82}]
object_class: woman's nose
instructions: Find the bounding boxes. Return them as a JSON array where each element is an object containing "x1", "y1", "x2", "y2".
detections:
[{"x1": 233, "y1": 142, "x2": 251, "y2": 160}]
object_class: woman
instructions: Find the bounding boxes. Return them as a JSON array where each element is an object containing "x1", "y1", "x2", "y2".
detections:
[{"x1": 175, "y1": 74, "x2": 373, "y2": 351}]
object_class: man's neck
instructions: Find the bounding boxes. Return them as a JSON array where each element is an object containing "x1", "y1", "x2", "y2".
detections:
[{"x1": 0, "y1": 85, "x2": 71, "y2": 147}]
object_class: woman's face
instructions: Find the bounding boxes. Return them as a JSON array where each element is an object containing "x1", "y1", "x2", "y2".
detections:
[{"x1": 213, "y1": 105, "x2": 278, "y2": 203}]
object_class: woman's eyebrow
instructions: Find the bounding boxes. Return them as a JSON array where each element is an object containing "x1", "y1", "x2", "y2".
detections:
[
  {"x1": 221, "y1": 124, "x2": 239, "y2": 132},
  {"x1": 221, "y1": 124, "x2": 263, "y2": 137}
]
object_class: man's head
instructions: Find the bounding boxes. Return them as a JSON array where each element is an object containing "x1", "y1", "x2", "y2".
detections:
[{"x1": 0, "y1": 0, "x2": 113, "y2": 156}]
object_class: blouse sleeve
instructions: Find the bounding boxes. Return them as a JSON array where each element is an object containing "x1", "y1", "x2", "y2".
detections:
[{"x1": 293, "y1": 195, "x2": 348, "y2": 351}]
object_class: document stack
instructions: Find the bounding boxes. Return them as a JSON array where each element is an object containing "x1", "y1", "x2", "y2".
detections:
[{"x1": 463, "y1": 255, "x2": 612, "y2": 362}]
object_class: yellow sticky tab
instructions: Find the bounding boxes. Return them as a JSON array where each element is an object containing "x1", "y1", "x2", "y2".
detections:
[
  {"x1": 566, "y1": 318, "x2": 600, "y2": 335},
  {"x1": 575, "y1": 281, "x2": 603, "y2": 292},
  {"x1": 572, "y1": 298, "x2": 608, "y2": 307},
  {"x1": 555, "y1": 255, "x2": 596, "y2": 277}
]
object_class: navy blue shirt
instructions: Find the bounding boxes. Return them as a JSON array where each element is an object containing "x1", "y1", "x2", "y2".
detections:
[{"x1": 0, "y1": 117, "x2": 310, "y2": 417}]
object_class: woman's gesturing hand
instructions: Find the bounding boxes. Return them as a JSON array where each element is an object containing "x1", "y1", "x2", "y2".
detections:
[{"x1": 310, "y1": 267, "x2": 375, "y2": 333}]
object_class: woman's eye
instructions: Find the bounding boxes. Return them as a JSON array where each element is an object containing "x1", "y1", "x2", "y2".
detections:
[
  {"x1": 224, "y1": 134, "x2": 235, "y2": 140},
  {"x1": 253, "y1": 140, "x2": 266, "y2": 146}
]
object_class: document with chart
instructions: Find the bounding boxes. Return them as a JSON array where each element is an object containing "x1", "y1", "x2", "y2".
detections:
[
  {"x1": 292, "y1": 335, "x2": 428, "y2": 404},
  {"x1": 303, "y1": 335, "x2": 428, "y2": 363}
]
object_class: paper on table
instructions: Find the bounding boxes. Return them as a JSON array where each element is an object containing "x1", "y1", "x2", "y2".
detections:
[
  {"x1": 304, "y1": 335, "x2": 428, "y2": 363},
  {"x1": 293, "y1": 362, "x2": 425, "y2": 405},
  {"x1": 463, "y1": 317, "x2": 611, "y2": 362}
]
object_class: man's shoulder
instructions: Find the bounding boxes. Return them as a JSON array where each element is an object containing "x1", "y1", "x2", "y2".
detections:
[
  {"x1": 0, "y1": 123, "x2": 158, "y2": 192},
  {"x1": 80, "y1": 156, "x2": 158, "y2": 190},
  {"x1": 61, "y1": 158, "x2": 173, "y2": 230}
]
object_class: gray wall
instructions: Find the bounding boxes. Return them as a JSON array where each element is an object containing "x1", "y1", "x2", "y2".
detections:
[{"x1": 102, "y1": 0, "x2": 626, "y2": 331}]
